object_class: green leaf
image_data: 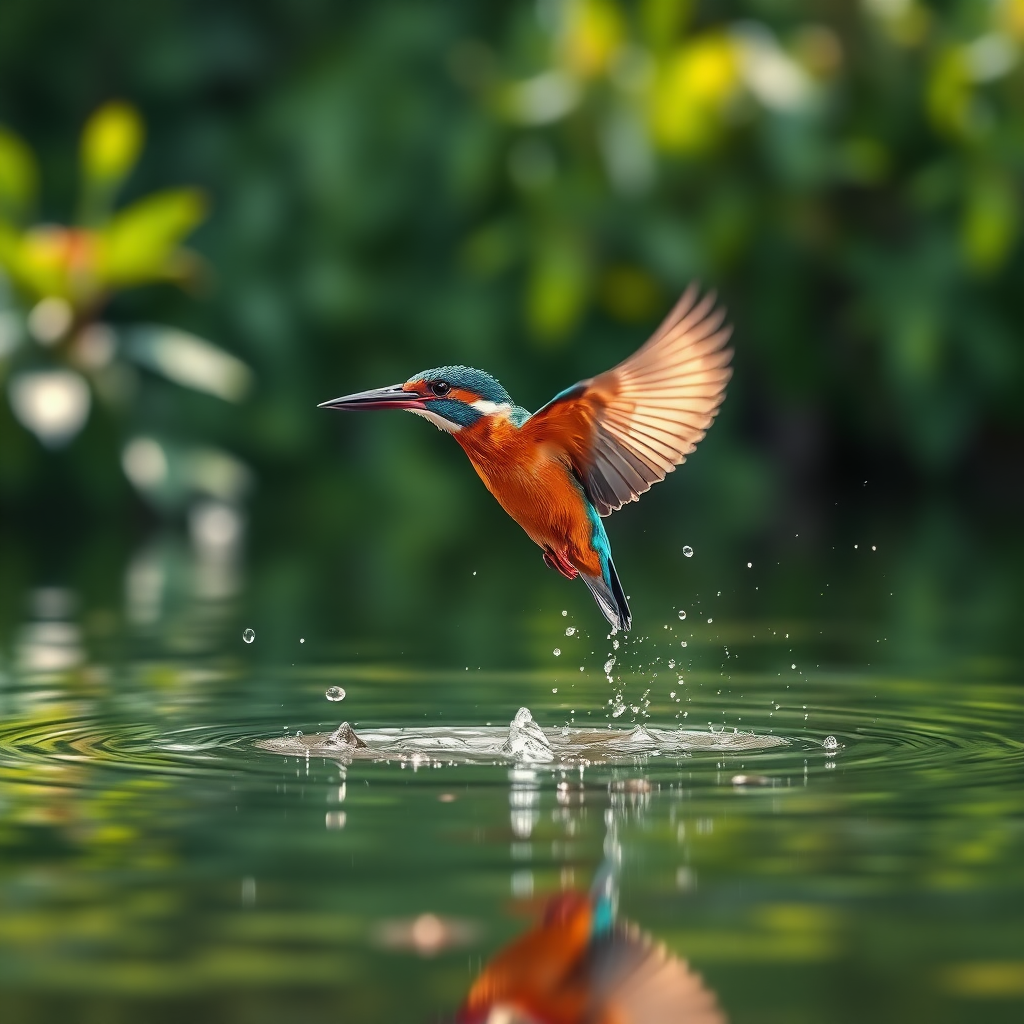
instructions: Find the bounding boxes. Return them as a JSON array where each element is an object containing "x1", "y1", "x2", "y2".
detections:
[
  {"x1": 526, "y1": 230, "x2": 591, "y2": 344},
  {"x1": 0, "y1": 126, "x2": 38, "y2": 220},
  {"x1": 962, "y1": 169, "x2": 1019, "y2": 274},
  {"x1": 98, "y1": 189, "x2": 207, "y2": 287},
  {"x1": 80, "y1": 102, "x2": 144, "y2": 185}
]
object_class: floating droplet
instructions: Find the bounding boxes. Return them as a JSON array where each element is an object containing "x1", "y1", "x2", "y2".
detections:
[
  {"x1": 242, "y1": 628, "x2": 255, "y2": 644},
  {"x1": 747, "y1": 562, "x2": 752, "y2": 568},
  {"x1": 553, "y1": 648, "x2": 561, "y2": 656},
  {"x1": 682, "y1": 545, "x2": 693, "y2": 558},
  {"x1": 300, "y1": 638, "x2": 305, "y2": 644},
  {"x1": 823, "y1": 735, "x2": 839, "y2": 751},
  {"x1": 707, "y1": 618, "x2": 713, "y2": 624},
  {"x1": 668, "y1": 659, "x2": 676, "y2": 668},
  {"x1": 603, "y1": 657, "x2": 616, "y2": 675},
  {"x1": 552, "y1": 687, "x2": 557, "y2": 693},
  {"x1": 561, "y1": 610, "x2": 567, "y2": 616},
  {"x1": 678, "y1": 610, "x2": 687, "y2": 620},
  {"x1": 565, "y1": 627, "x2": 575, "y2": 636},
  {"x1": 680, "y1": 641, "x2": 687, "y2": 647},
  {"x1": 326, "y1": 686, "x2": 346, "y2": 702}
]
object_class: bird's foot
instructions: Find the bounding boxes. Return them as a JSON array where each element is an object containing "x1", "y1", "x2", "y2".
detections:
[{"x1": 542, "y1": 550, "x2": 579, "y2": 581}]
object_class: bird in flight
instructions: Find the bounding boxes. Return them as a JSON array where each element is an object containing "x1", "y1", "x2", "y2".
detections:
[{"x1": 319, "y1": 284, "x2": 732, "y2": 632}]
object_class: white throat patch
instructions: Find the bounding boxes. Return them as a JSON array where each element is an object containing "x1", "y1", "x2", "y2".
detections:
[
  {"x1": 408, "y1": 407, "x2": 462, "y2": 433},
  {"x1": 471, "y1": 400, "x2": 512, "y2": 417}
]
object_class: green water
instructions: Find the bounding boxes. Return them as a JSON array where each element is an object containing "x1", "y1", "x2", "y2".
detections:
[{"x1": 1, "y1": 498, "x2": 1022, "y2": 1023}]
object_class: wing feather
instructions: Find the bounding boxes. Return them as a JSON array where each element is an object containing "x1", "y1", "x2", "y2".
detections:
[
  {"x1": 588, "y1": 922, "x2": 727, "y2": 1024},
  {"x1": 528, "y1": 285, "x2": 733, "y2": 515}
]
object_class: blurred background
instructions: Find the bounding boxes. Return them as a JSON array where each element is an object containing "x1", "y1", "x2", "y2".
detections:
[
  {"x1": 0, "y1": 0, "x2": 1022, "y2": 642},
  {"x1": 2, "y1": 6, "x2": 1024, "y2": 1022}
]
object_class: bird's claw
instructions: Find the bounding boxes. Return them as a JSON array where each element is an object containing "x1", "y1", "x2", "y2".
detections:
[{"x1": 542, "y1": 550, "x2": 579, "y2": 581}]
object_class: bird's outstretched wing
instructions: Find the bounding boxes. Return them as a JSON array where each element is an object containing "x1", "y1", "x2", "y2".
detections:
[
  {"x1": 527, "y1": 285, "x2": 733, "y2": 516},
  {"x1": 590, "y1": 922, "x2": 727, "y2": 1024}
]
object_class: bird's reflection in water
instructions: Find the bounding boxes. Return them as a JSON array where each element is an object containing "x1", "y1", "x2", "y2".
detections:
[{"x1": 454, "y1": 869, "x2": 725, "y2": 1024}]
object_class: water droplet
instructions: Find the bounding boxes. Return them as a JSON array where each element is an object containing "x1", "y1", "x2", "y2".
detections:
[
  {"x1": 565, "y1": 627, "x2": 575, "y2": 636},
  {"x1": 678, "y1": 610, "x2": 687, "y2": 620},
  {"x1": 682, "y1": 545, "x2": 693, "y2": 558},
  {"x1": 295, "y1": 730, "x2": 303, "y2": 738},
  {"x1": 242, "y1": 628, "x2": 255, "y2": 644},
  {"x1": 680, "y1": 641, "x2": 687, "y2": 647},
  {"x1": 603, "y1": 657, "x2": 616, "y2": 675},
  {"x1": 552, "y1": 687, "x2": 557, "y2": 693},
  {"x1": 791, "y1": 663, "x2": 796, "y2": 670},
  {"x1": 300, "y1": 638, "x2": 305, "y2": 643},
  {"x1": 747, "y1": 562, "x2": 752, "y2": 568},
  {"x1": 823, "y1": 735, "x2": 839, "y2": 751},
  {"x1": 707, "y1": 618, "x2": 713, "y2": 624},
  {"x1": 561, "y1": 610, "x2": 568, "y2": 616},
  {"x1": 553, "y1": 648, "x2": 561, "y2": 656},
  {"x1": 326, "y1": 686, "x2": 346, "y2": 702},
  {"x1": 669, "y1": 691, "x2": 676, "y2": 698},
  {"x1": 668, "y1": 659, "x2": 676, "y2": 668}
]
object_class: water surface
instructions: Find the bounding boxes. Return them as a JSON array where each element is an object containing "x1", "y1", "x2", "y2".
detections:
[{"x1": 0, "y1": 502, "x2": 1021, "y2": 1022}]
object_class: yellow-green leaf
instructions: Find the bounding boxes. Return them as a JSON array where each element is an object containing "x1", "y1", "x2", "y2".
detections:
[
  {"x1": 81, "y1": 101, "x2": 144, "y2": 184},
  {"x1": 962, "y1": 169, "x2": 1019, "y2": 274},
  {"x1": 0, "y1": 126, "x2": 38, "y2": 218},
  {"x1": 98, "y1": 189, "x2": 207, "y2": 287},
  {"x1": 526, "y1": 231, "x2": 590, "y2": 344}
]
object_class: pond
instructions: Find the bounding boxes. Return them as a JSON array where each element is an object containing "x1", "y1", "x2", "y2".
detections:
[{"x1": 0, "y1": 494, "x2": 1021, "y2": 1023}]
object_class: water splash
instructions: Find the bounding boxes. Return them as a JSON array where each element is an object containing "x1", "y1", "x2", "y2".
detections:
[
  {"x1": 501, "y1": 708, "x2": 555, "y2": 764},
  {"x1": 256, "y1": 709, "x2": 788, "y2": 766}
]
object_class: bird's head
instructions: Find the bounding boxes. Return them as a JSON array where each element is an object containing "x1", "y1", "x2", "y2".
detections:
[{"x1": 319, "y1": 365, "x2": 513, "y2": 433}]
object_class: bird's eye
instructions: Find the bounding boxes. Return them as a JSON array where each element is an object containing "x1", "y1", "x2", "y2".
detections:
[{"x1": 430, "y1": 380, "x2": 451, "y2": 397}]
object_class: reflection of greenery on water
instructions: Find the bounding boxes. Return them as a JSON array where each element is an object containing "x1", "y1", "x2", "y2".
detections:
[{"x1": 0, "y1": 499, "x2": 1022, "y2": 1019}]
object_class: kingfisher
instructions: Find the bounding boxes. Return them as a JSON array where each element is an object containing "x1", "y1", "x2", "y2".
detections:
[
  {"x1": 454, "y1": 866, "x2": 725, "y2": 1024},
  {"x1": 319, "y1": 284, "x2": 732, "y2": 632}
]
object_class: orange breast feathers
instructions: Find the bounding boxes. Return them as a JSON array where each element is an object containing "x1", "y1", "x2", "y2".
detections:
[
  {"x1": 454, "y1": 414, "x2": 604, "y2": 578},
  {"x1": 459, "y1": 896, "x2": 594, "y2": 1024}
]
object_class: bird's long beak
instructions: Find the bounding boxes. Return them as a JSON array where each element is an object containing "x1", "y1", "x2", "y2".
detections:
[{"x1": 317, "y1": 383, "x2": 425, "y2": 412}]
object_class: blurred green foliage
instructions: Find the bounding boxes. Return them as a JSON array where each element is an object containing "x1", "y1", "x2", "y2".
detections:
[
  {"x1": 0, "y1": 0, "x2": 1021, "y2": 533},
  {"x1": 0, "y1": 100, "x2": 253, "y2": 519}
]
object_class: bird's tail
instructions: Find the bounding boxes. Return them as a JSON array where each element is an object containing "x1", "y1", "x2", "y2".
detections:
[{"x1": 582, "y1": 559, "x2": 631, "y2": 633}]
